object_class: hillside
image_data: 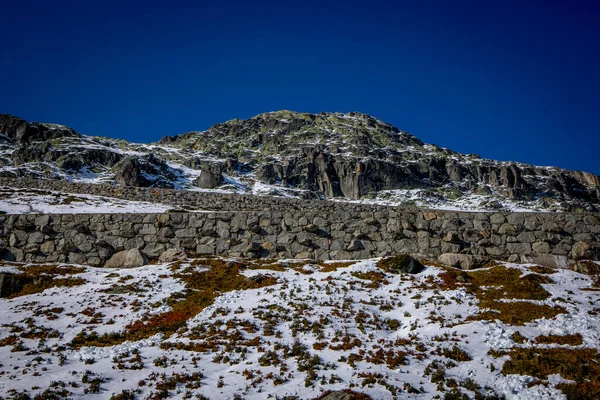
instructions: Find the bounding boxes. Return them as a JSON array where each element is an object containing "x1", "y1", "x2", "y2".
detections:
[
  {"x1": 1, "y1": 257, "x2": 599, "y2": 399},
  {"x1": 0, "y1": 112, "x2": 599, "y2": 213}
]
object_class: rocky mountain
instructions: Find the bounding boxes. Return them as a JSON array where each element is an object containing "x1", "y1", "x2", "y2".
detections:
[{"x1": 0, "y1": 111, "x2": 599, "y2": 212}]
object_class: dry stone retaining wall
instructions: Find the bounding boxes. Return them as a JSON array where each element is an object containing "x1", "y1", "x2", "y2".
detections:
[{"x1": 0, "y1": 207, "x2": 598, "y2": 268}]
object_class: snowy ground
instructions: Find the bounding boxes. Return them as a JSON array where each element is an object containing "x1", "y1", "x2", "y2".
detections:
[
  {"x1": 337, "y1": 188, "x2": 571, "y2": 213},
  {"x1": 0, "y1": 185, "x2": 571, "y2": 215},
  {"x1": 0, "y1": 187, "x2": 197, "y2": 214},
  {"x1": 0, "y1": 258, "x2": 598, "y2": 399}
]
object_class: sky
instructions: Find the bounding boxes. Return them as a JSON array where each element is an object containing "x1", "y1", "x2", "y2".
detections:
[{"x1": 1, "y1": 0, "x2": 599, "y2": 174}]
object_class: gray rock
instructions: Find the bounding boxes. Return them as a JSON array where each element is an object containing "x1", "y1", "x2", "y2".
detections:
[
  {"x1": 304, "y1": 224, "x2": 320, "y2": 233},
  {"x1": 194, "y1": 161, "x2": 223, "y2": 189},
  {"x1": 40, "y1": 241, "x2": 55, "y2": 254},
  {"x1": 442, "y1": 231, "x2": 462, "y2": 244},
  {"x1": 347, "y1": 239, "x2": 363, "y2": 251},
  {"x1": 9, "y1": 231, "x2": 28, "y2": 247},
  {"x1": 438, "y1": 253, "x2": 489, "y2": 270},
  {"x1": 532, "y1": 241, "x2": 551, "y2": 254},
  {"x1": 196, "y1": 244, "x2": 215, "y2": 255},
  {"x1": 68, "y1": 252, "x2": 87, "y2": 264},
  {"x1": 516, "y1": 232, "x2": 536, "y2": 243},
  {"x1": 318, "y1": 390, "x2": 356, "y2": 400},
  {"x1": 158, "y1": 247, "x2": 187, "y2": 263},
  {"x1": 571, "y1": 241, "x2": 593, "y2": 260},
  {"x1": 521, "y1": 254, "x2": 568, "y2": 269},
  {"x1": 246, "y1": 242, "x2": 262, "y2": 253},
  {"x1": 507, "y1": 242, "x2": 532, "y2": 255},
  {"x1": 142, "y1": 242, "x2": 165, "y2": 258},
  {"x1": 104, "y1": 248, "x2": 148, "y2": 268},
  {"x1": 498, "y1": 223, "x2": 517, "y2": 235},
  {"x1": 378, "y1": 254, "x2": 424, "y2": 274}
]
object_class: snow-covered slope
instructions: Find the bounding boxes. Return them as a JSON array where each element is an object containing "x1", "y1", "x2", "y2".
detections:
[
  {"x1": 0, "y1": 186, "x2": 197, "y2": 214},
  {"x1": 1, "y1": 258, "x2": 599, "y2": 399},
  {"x1": 0, "y1": 111, "x2": 599, "y2": 212}
]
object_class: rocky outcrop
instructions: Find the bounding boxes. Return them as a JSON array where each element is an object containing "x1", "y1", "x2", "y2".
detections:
[
  {"x1": 115, "y1": 155, "x2": 177, "y2": 189},
  {"x1": 0, "y1": 114, "x2": 80, "y2": 143},
  {"x1": 194, "y1": 161, "x2": 224, "y2": 189},
  {"x1": 0, "y1": 111, "x2": 598, "y2": 211},
  {"x1": 115, "y1": 157, "x2": 147, "y2": 187},
  {"x1": 0, "y1": 115, "x2": 27, "y2": 141}
]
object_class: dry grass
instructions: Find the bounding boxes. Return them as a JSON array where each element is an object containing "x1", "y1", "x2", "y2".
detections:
[
  {"x1": 71, "y1": 259, "x2": 277, "y2": 348},
  {"x1": 468, "y1": 266, "x2": 553, "y2": 300},
  {"x1": 502, "y1": 348, "x2": 600, "y2": 383},
  {"x1": 427, "y1": 264, "x2": 564, "y2": 325},
  {"x1": 8, "y1": 264, "x2": 87, "y2": 298},
  {"x1": 468, "y1": 302, "x2": 566, "y2": 325},
  {"x1": 18, "y1": 264, "x2": 86, "y2": 277},
  {"x1": 351, "y1": 271, "x2": 389, "y2": 289},
  {"x1": 557, "y1": 382, "x2": 600, "y2": 400},
  {"x1": 512, "y1": 331, "x2": 528, "y2": 344},
  {"x1": 461, "y1": 266, "x2": 565, "y2": 325},
  {"x1": 319, "y1": 261, "x2": 355, "y2": 272},
  {"x1": 10, "y1": 277, "x2": 87, "y2": 298},
  {"x1": 246, "y1": 259, "x2": 354, "y2": 274},
  {"x1": 528, "y1": 266, "x2": 557, "y2": 275},
  {"x1": 535, "y1": 333, "x2": 583, "y2": 346},
  {"x1": 502, "y1": 347, "x2": 600, "y2": 400}
]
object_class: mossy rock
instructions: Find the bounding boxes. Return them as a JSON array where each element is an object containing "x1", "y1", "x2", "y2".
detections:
[{"x1": 377, "y1": 254, "x2": 424, "y2": 274}]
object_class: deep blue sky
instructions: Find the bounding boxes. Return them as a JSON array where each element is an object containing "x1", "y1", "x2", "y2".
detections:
[{"x1": 2, "y1": 0, "x2": 599, "y2": 174}]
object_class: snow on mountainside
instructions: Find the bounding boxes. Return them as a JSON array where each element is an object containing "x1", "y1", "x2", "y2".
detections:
[
  {"x1": 1, "y1": 258, "x2": 599, "y2": 399},
  {"x1": 0, "y1": 111, "x2": 599, "y2": 213}
]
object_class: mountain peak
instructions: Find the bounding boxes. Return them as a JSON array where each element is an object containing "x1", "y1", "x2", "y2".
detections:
[{"x1": 0, "y1": 111, "x2": 599, "y2": 212}]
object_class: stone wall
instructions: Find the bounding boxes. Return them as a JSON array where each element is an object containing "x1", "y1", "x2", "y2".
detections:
[{"x1": 0, "y1": 207, "x2": 598, "y2": 269}]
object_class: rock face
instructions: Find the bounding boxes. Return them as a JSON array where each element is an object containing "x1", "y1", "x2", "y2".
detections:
[
  {"x1": 0, "y1": 111, "x2": 599, "y2": 212},
  {"x1": 115, "y1": 155, "x2": 178, "y2": 189},
  {"x1": 0, "y1": 114, "x2": 80, "y2": 143},
  {"x1": 115, "y1": 157, "x2": 146, "y2": 187},
  {"x1": 194, "y1": 161, "x2": 223, "y2": 189},
  {"x1": 104, "y1": 249, "x2": 147, "y2": 268}
]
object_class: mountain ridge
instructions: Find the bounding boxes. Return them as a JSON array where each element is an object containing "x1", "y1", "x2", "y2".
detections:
[{"x1": 0, "y1": 111, "x2": 598, "y2": 212}]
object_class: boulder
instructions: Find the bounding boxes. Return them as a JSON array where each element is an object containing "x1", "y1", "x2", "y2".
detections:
[
  {"x1": 158, "y1": 248, "x2": 187, "y2": 263},
  {"x1": 141, "y1": 242, "x2": 166, "y2": 258},
  {"x1": 104, "y1": 248, "x2": 147, "y2": 268},
  {"x1": 438, "y1": 253, "x2": 489, "y2": 270},
  {"x1": 318, "y1": 391, "x2": 367, "y2": 400},
  {"x1": 346, "y1": 239, "x2": 363, "y2": 251},
  {"x1": 115, "y1": 157, "x2": 147, "y2": 187},
  {"x1": 377, "y1": 254, "x2": 424, "y2": 274},
  {"x1": 521, "y1": 255, "x2": 568, "y2": 269},
  {"x1": 115, "y1": 155, "x2": 176, "y2": 188},
  {"x1": 194, "y1": 161, "x2": 224, "y2": 189}
]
